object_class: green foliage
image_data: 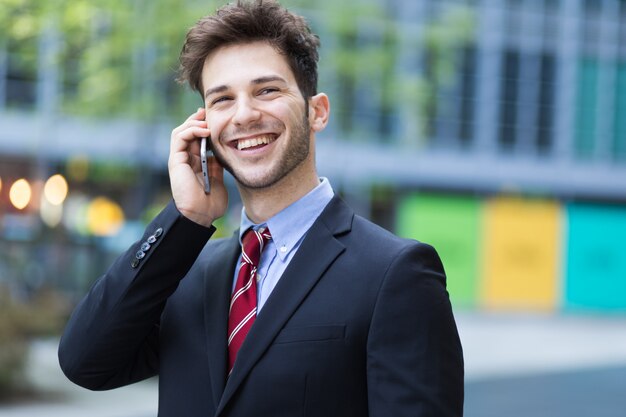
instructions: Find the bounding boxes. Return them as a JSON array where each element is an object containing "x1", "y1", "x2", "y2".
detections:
[
  {"x1": 0, "y1": 0, "x2": 218, "y2": 120},
  {"x1": 88, "y1": 161, "x2": 139, "y2": 185}
]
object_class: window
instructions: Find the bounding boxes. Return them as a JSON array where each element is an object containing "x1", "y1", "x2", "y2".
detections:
[
  {"x1": 5, "y1": 37, "x2": 37, "y2": 109},
  {"x1": 459, "y1": 46, "x2": 477, "y2": 146},
  {"x1": 499, "y1": 49, "x2": 519, "y2": 151},
  {"x1": 575, "y1": 58, "x2": 599, "y2": 159},
  {"x1": 536, "y1": 53, "x2": 555, "y2": 154},
  {"x1": 614, "y1": 63, "x2": 626, "y2": 161}
]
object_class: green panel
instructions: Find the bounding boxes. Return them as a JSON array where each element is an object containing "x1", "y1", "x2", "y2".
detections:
[
  {"x1": 614, "y1": 63, "x2": 626, "y2": 161},
  {"x1": 575, "y1": 58, "x2": 598, "y2": 159},
  {"x1": 565, "y1": 203, "x2": 626, "y2": 311},
  {"x1": 396, "y1": 193, "x2": 481, "y2": 308}
]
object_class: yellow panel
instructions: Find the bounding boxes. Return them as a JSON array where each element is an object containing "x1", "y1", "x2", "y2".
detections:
[{"x1": 481, "y1": 197, "x2": 561, "y2": 311}]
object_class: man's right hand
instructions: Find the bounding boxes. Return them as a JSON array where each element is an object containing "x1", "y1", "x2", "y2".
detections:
[{"x1": 168, "y1": 108, "x2": 228, "y2": 227}]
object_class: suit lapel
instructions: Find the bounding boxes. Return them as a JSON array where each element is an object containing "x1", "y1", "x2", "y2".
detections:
[
  {"x1": 203, "y1": 233, "x2": 241, "y2": 408},
  {"x1": 216, "y1": 197, "x2": 353, "y2": 415}
]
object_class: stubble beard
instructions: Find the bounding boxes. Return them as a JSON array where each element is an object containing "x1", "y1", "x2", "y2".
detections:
[{"x1": 211, "y1": 113, "x2": 311, "y2": 190}]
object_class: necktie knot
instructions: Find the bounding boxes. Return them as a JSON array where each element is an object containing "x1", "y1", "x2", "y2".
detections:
[{"x1": 241, "y1": 227, "x2": 272, "y2": 267}]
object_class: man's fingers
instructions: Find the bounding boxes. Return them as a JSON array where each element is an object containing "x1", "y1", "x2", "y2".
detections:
[
  {"x1": 170, "y1": 107, "x2": 209, "y2": 150},
  {"x1": 168, "y1": 149, "x2": 203, "y2": 172},
  {"x1": 171, "y1": 119, "x2": 207, "y2": 136},
  {"x1": 189, "y1": 153, "x2": 202, "y2": 172},
  {"x1": 170, "y1": 126, "x2": 210, "y2": 154},
  {"x1": 171, "y1": 108, "x2": 206, "y2": 135}
]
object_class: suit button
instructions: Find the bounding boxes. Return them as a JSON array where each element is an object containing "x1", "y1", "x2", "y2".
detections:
[
  {"x1": 154, "y1": 227, "x2": 163, "y2": 238},
  {"x1": 147, "y1": 235, "x2": 157, "y2": 244},
  {"x1": 131, "y1": 259, "x2": 140, "y2": 268},
  {"x1": 135, "y1": 250, "x2": 146, "y2": 260},
  {"x1": 141, "y1": 242, "x2": 151, "y2": 251}
]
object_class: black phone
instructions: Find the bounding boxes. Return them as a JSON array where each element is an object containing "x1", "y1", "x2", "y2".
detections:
[{"x1": 201, "y1": 136, "x2": 212, "y2": 194}]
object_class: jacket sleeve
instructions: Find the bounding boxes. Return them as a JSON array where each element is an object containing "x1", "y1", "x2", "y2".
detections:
[
  {"x1": 366, "y1": 242, "x2": 464, "y2": 417},
  {"x1": 58, "y1": 200, "x2": 215, "y2": 390}
]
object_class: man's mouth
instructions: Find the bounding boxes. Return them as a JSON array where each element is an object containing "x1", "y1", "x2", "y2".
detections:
[{"x1": 236, "y1": 135, "x2": 277, "y2": 151}]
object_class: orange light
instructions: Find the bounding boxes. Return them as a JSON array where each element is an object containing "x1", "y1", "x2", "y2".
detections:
[
  {"x1": 86, "y1": 196, "x2": 125, "y2": 236},
  {"x1": 9, "y1": 178, "x2": 32, "y2": 210}
]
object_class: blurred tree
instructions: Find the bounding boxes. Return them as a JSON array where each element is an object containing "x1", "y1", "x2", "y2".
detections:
[
  {"x1": 0, "y1": 0, "x2": 474, "y2": 143},
  {"x1": 0, "y1": 0, "x2": 219, "y2": 119}
]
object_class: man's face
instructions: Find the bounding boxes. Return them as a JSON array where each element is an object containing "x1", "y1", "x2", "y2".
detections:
[{"x1": 201, "y1": 41, "x2": 312, "y2": 190}]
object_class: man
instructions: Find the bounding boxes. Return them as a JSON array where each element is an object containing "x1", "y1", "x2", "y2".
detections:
[{"x1": 58, "y1": 1, "x2": 464, "y2": 416}]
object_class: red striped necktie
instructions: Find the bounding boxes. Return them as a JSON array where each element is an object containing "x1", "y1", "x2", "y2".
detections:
[{"x1": 227, "y1": 227, "x2": 272, "y2": 375}]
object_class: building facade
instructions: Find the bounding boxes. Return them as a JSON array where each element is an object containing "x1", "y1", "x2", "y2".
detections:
[{"x1": 1, "y1": 0, "x2": 625, "y2": 311}]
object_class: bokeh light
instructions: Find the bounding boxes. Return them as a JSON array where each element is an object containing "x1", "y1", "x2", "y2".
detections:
[
  {"x1": 9, "y1": 178, "x2": 32, "y2": 210},
  {"x1": 62, "y1": 194, "x2": 90, "y2": 235},
  {"x1": 40, "y1": 197, "x2": 64, "y2": 228},
  {"x1": 86, "y1": 196, "x2": 125, "y2": 236},
  {"x1": 43, "y1": 174, "x2": 69, "y2": 205}
]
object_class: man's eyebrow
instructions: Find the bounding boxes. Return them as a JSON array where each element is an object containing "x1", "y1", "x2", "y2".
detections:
[
  {"x1": 204, "y1": 85, "x2": 228, "y2": 99},
  {"x1": 252, "y1": 75, "x2": 287, "y2": 85}
]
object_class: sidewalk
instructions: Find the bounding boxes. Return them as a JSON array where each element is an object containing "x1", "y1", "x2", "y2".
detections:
[
  {"x1": 460, "y1": 312, "x2": 626, "y2": 417},
  {"x1": 458, "y1": 312, "x2": 626, "y2": 380},
  {"x1": 2, "y1": 312, "x2": 626, "y2": 416}
]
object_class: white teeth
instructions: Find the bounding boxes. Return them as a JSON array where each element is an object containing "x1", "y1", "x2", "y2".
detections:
[{"x1": 237, "y1": 135, "x2": 275, "y2": 150}]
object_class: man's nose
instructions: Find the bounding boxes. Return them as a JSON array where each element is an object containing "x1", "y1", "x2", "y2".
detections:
[{"x1": 232, "y1": 96, "x2": 261, "y2": 126}]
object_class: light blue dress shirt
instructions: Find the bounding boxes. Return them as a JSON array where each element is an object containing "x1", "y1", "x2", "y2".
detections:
[{"x1": 233, "y1": 178, "x2": 334, "y2": 312}]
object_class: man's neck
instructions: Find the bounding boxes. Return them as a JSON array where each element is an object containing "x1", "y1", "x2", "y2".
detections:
[{"x1": 238, "y1": 165, "x2": 320, "y2": 224}]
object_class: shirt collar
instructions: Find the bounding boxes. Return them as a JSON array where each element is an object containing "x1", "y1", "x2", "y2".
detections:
[{"x1": 239, "y1": 178, "x2": 334, "y2": 261}]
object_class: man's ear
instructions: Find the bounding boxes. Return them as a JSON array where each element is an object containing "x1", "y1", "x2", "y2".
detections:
[{"x1": 308, "y1": 93, "x2": 330, "y2": 132}]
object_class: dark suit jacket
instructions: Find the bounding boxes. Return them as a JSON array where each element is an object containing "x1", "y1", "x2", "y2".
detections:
[{"x1": 59, "y1": 196, "x2": 464, "y2": 417}]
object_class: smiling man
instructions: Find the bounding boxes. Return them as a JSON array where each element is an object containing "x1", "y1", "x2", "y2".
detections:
[{"x1": 58, "y1": 1, "x2": 464, "y2": 416}]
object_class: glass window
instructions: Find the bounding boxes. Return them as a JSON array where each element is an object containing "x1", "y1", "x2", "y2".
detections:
[
  {"x1": 5, "y1": 38, "x2": 37, "y2": 110},
  {"x1": 575, "y1": 58, "x2": 599, "y2": 159},
  {"x1": 459, "y1": 46, "x2": 477, "y2": 146},
  {"x1": 499, "y1": 49, "x2": 520, "y2": 151},
  {"x1": 536, "y1": 52, "x2": 555, "y2": 154},
  {"x1": 613, "y1": 62, "x2": 626, "y2": 161}
]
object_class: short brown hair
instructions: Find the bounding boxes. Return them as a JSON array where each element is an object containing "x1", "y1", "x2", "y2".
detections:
[{"x1": 178, "y1": 0, "x2": 320, "y2": 100}]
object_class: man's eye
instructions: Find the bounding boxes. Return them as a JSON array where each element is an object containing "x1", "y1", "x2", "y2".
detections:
[
  {"x1": 260, "y1": 87, "x2": 279, "y2": 95},
  {"x1": 211, "y1": 96, "x2": 231, "y2": 105}
]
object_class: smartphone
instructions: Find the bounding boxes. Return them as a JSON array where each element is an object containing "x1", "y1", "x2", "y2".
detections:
[{"x1": 201, "y1": 136, "x2": 212, "y2": 194}]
